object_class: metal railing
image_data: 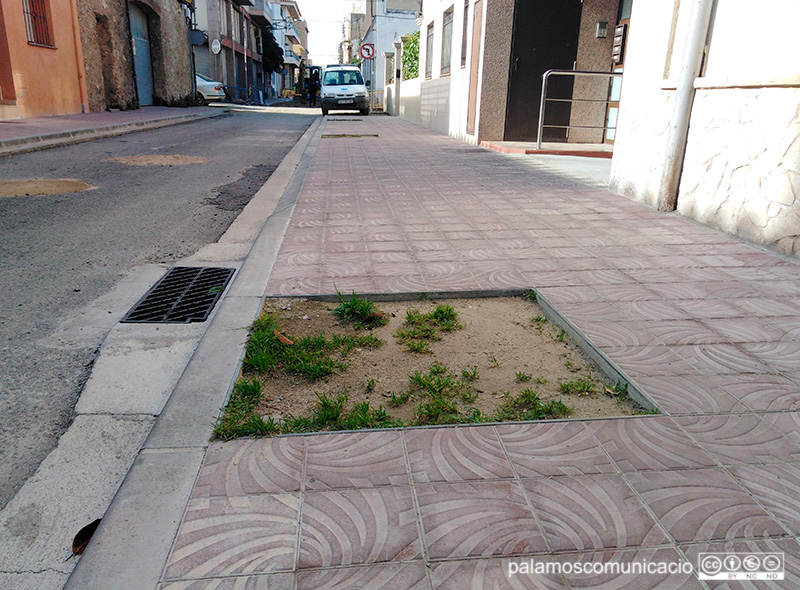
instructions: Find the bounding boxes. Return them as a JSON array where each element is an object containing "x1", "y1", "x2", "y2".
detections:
[{"x1": 536, "y1": 69, "x2": 623, "y2": 150}]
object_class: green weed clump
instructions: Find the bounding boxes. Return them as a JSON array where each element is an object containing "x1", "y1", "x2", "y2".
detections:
[
  {"x1": 332, "y1": 290, "x2": 389, "y2": 329},
  {"x1": 403, "y1": 362, "x2": 484, "y2": 426},
  {"x1": 559, "y1": 377, "x2": 596, "y2": 396},
  {"x1": 214, "y1": 378, "x2": 278, "y2": 440},
  {"x1": 494, "y1": 388, "x2": 572, "y2": 422},
  {"x1": 242, "y1": 313, "x2": 383, "y2": 380},
  {"x1": 395, "y1": 304, "x2": 463, "y2": 353}
]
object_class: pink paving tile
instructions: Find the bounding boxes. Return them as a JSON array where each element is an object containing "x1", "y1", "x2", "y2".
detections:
[
  {"x1": 468, "y1": 265, "x2": 529, "y2": 290},
  {"x1": 522, "y1": 474, "x2": 667, "y2": 552},
  {"x1": 740, "y1": 340, "x2": 800, "y2": 372},
  {"x1": 430, "y1": 556, "x2": 568, "y2": 589},
  {"x1": 416, "y1": 480, "x2": 548, "y2": 559},
  {"x1": 576, "y1": 321, "x2": 660, "y2": 350},
  {"x1": 732, "y1": 298, "x2": 800, "y2": 317},
  {"x1": 715, "y1": 374, "x2": 800, "y2": 412},
  {"x1": 761, "y1": 412, "x2": 800, "y2": 447},
  {"x1": 554, "y1": 547, "x2": 700, "y2": 589},
  {"x1": 626, "y1": 469, "x2": 786, "y2": 543},
  {"x1": 593, "y1": 284, "x2": 662, "y2": 302},
  {"x1": 497, "y1": 422, "x2": 616, "y2": 477},
  {"x1": 159, "y1": 574, "x2": 293, "y2": 589},
  {"x1": 673, "y1": 300, "x2": 747, "y2": 320},
  {"x1": 641, "y1": 320, "x2": 728, "y2": 346},
  {"x1": 298, "y1": 487, "x2": 421, "y2": 568},
  {"x1": 163, "y1": 495, "x2": 300, "y2": 580},
  {"x1": 318, "y1": 276, "x2": 376, "y2": 295},
  {"x1": 680, "y1": 537, "x2": 800, "y2": 589},
  {"x1": 587, "y1": 417, "x2": 715, "y2": 472},
  {"x1": 606, "y1": 346, "x2": 697, "y2": 378},
  {"x1": 535, "y1": 286, "x2": 601, "y2": 306},
  {"x1": 296, "y1": 563, "x2": 429, "y2": 590},
  {"x1": 304, "y1": 431, "x2": 408, "y2": 490},
  {"x1": 193, "y1": 438, "x2": 305, "y2": 498},
  {"x1": 404, "y1": 426, "x2": 514, "y2": 483},
  {"x1": 729, "y1": 462, "x2": 800, "y2": 536},
  {"x1": 634, "y1": 375, "x2": 749, "y2": 415},
  {"x1": 615, "y1": 301, "x2": 692, "y2": 322},
  {"x1": 674, "y1": 414, "x2": 800, "y2": 465},
  {"x1": 670, "y1": 344, "x2": 772, "y2": 375},
  {"x1": 700, "y1": 318, "x2": 787, "y2": 344},
  {"x1": 551, "y1": 302, "x2": 630, "y2": 323}
]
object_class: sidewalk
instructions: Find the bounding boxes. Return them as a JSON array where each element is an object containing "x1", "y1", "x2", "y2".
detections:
[
  {"x1": 72, "y1": 115, "x2": 800, "y2": 589},
  {"x1": 0, "y1": 106, "x2": 224, "y2": 156}
]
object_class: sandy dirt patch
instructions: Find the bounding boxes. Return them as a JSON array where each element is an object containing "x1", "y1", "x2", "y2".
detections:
[
  {"x1": 0, "y1": 179, "x2": 95, "y2": 197},
  {"x1": 110, "y1": 154, "x2": 207, "y2": 166}
]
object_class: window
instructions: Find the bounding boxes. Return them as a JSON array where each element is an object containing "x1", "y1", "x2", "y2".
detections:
[
  {"x1": 22, "y1": 0, "x2": 53, "y2": 47},
  {"x1": 441, "y1": 7, "x2": 453, "y2": 76},
  {"x1": 425, "y1": 22, "x2": 434, "y2": 79},
  {"x1": 460, "y1": 0, "x2": 469, "y2": 67}
]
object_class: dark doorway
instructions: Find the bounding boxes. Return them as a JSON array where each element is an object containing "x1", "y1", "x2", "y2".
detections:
[{"x1": 504, "y1": 0, "x2": 582, "y2": 142}]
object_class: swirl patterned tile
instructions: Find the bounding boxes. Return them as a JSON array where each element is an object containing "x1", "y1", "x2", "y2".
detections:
[
  {"x1": 522, "y1": 474, "x2": 667, "y2": 552},
  {"x1": 267, "y1": 276, "x2": 321, "y2": 297},
  {"x1": 674, "y1": 299, "x2": 746, "y2": 319},
  {"x1": 592, "y1": 284, "x2": 662, "y2": 303},
  {"x1": 761, "y1": 412, "x2": 800, "y2": 448},
  {"x1": 554, "y1": 547, "x2": 700, "y2": 589},
  {"x1": 417, "y1": 480, "x2": 548, "y2": 559},
  {"x1": 674, "y1": 414, "x2": 800, "y2": 465},
  {"x1": 729, "y1": 463, "x2": 800, "y2": 535},
  {"x1": 404, "y1": 426, "x2": 514, "y2": 483},
  {"x1": 304, "y1": 431, "x2": 408, "y2": 490},
  {"x1": 553, "y1": 302, "x2": 630, "y2": 323},
  {"x1": 159, "y1": 573, "x2": 293, "y2": 589},
  {"x1": 606, "y1": 346, "x2": 695, "y2": 378},
  {"x1": 469, "y1": 266, "x2": 528, "y2": 290},
  {"x1": 700, "y1": 318, "x2": 786, "y2": 344},
  {"x1": 298, "y1": 487, "x2": 421, "y2": 568},
  {"x1": 576, "y1": 321, "x2": 659, "y2": 350},
  {"x1": 318, "y1": 276, "x2": 376, "y2": 295},
  {"x1": 626, "y1": 469, "x2": 785, "y2": 543},
  {"x1": 733, "y1": 298, "x2": 800, "y2": 317},
  {"x1": 193, "y1": 438, "x2": 305, "y2": 498},
  {"x1": 633, "y1": 375, "x2": 748, "y2": 415},
  {"x1": 497, "y1": 422, "x2": 615, "y2": 477},
  {"x1": 587, "y1": 417, "x2": 715, "y2": 472},
  {"x1": 615, "y1": 301, "x2": 691, "y2": 322},
  {"x1": 715, "y1": 374, "x2": 800, "y2": 412},
  {"x1": 163, "y1": 495, "x2": 300, "y2": 580},
  {"x1": 368, "y1": 251, "x2": 416, "y2": 264},
  {"x1": 430, "y1": 556, "x2": 567, "y2": 589},
  {"x1": 535, "y1": 286, "x2": 600, "y2": 306},
  {"x1": 639, "y1": 320, "x2": 726, "y2": 346},
  {"x1": 296, "y1": 564, "x2": 429, "y2": 590},
  {"x1": 671, "y1": 344, "x2": 771, "y2": 375},
  {"x1": 372, "y1": 273, "x2": 429, "y2": 293},
  {"x1": 740, "y1": 340, "x2": 800, "y2": 372}
]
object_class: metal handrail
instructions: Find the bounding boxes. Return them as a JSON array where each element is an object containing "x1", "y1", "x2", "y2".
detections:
[{"x1": 536, "y1": 69, "x2": 624, "y2": 150}]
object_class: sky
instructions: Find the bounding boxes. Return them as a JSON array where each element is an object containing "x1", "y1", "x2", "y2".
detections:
[{"x1": 296, "y1": 0, "x2": 364, "y2": 66}]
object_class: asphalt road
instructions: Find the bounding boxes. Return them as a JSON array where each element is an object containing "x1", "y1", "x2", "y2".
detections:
[{"x1": 0, "y1": 108, "x2": 316, "y2": 508}]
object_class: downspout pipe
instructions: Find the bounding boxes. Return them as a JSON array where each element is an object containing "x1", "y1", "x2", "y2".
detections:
[{"x1": 656, "y1": 0, "x2": 714, "y2": 212}]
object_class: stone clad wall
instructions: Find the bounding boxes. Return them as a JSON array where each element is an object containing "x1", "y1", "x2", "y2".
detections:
[{"x1": 677, "y1": 87, "x2": 800, "y2": 255}]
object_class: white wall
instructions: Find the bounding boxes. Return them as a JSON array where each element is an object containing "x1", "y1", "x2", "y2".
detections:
[{"x1": 610, "y1": 0, "x2": 800, "y2": 253}]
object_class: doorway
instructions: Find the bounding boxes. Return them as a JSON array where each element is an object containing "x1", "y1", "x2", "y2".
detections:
[{"x1": 129, "y1": 3, "x2": 154, "y2": 106}]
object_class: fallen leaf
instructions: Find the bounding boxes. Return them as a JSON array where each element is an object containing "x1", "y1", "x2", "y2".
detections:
[
  {"x1": 72, "y1": 519, "x2": 101, "y2": 557},
  {"x1": 273, "y1": 328, "x2": 293, "y2": 345}
]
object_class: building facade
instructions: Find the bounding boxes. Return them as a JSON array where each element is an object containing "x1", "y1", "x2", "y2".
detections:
[{"x1": 0, "y1": 0, "x2": 88, "y2": 119}]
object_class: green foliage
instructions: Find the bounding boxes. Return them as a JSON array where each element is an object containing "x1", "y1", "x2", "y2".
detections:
[
  {"x1": 261, "y1": 29, "x2": 284, "y2": 73},
  {"x1": 401, "y1": 31, "x2": 420, "y2": 80},
  {"x1": 515, "y1": 372, "x2": 532, "y2": 382},
  {"x1": 214, "y1": 378, "x2": 273, "y2": 440},
  {"x1": 494, "y1": 388, "x2": 572, "y2": 422},
  {"x1": 332, "y1": 290, "x2": 389, "y2": 329},
  {"x1": 395, "y1": 305, "x2": 463, "y2": 352},
  {"x1": 461, "y1": 366, "x2": 479, "y2": 382},
  {"x1": 559, "y1": 378, "x2": 596, "y2": 396}
]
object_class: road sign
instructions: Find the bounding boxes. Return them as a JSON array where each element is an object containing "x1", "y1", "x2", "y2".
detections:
[
  {"x1": 360, "y1": 43, "x2": 375, "y2": 60},
  {"x1": 211, "y1": 39, "x2": 221, "y2": 55}
]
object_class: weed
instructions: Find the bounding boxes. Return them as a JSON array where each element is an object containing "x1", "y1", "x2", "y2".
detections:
[
  {"x1": 395, "y1": 304, "x2": 463, "y2": 352},
  {"x1": 488, "y1": 354, "x2": 500, "y2": 367},
  {"x1": 366, "y1": 378, "x2": 376, "y2": 392},
  {"x1": 306, "y1": 392, "x2": 401, "y2": 431},
  {"x1": 332, "y1": 290, "x2": 389, "y2": 329},
  {"x1": 406, "y1": 340, "x2": 432, "y2": 354},
  {"x1": 461, "y1": 366, "x2": 479, "y2": 382},
  {"x1": 531, "y1": 315, "x2": 547, "y2": 324},
  {"x1": 214, "y1": 378, "x2": 267, "y2": 440},
  {"x1": 559, "y1": 378, "x2": 596, "y2": 396},
  {"x1": 523, "y1": 290, "x2": 537, "y2": 302},
  {"x1": 387, "y1": 390, "x2": 412, "y2": 407},
  {"x1": 494, "y1": 388, "x2": 572, "y2": 422},
  {"x1": 635, "y1": 407, "x2": 659, "y2": 415},
  {"x1": 407, "y1": 362, "x2": 479, "y2": 426},
  {"x1": 419, "y1": 292, "x2": 430, "y2": 301},
  {"x1": 534, "y1": 376, "x2": 548, "y2": 385},
  {"x1": 515, "y1": 372, "x2": 532, "y2": 382},
  {"x1": 461, "y1": 389, "x2": 478, "y2": 404},
  {"x1": 553, "y1": 330, "x2": 567, "y2": 343}
]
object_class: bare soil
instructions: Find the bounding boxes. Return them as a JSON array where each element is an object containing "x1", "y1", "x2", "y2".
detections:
[
  {"x1": 110, "y1": 154, "x2": 207, "y2": 166},
  {"x1": 254, "y1": 297, "x2": 642, "y2": 424},
  {"x1": 0, "y1": 179, "x2": 95, "y2": 197}
]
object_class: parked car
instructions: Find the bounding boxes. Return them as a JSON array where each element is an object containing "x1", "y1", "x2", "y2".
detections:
[
  {"x1": 320, "y1": 64, "x2": 370, "y2": 116},
  {"x1": 195, "y1": 74, "x2": 225, "y2": 105}
]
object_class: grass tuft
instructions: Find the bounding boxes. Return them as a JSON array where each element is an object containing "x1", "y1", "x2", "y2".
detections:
[
  {"x1": 332, "y1": 290, "x2": 389, "y2": 329},
  {"x1": 395, "y1": 304, "x2": 463, "y2": 353},
  {"x1": 494, "y1": 388, "x2": 572, "y2": 421}
]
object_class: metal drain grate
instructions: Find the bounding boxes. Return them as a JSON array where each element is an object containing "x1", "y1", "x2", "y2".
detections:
[{"x1": 122, "y1": 266, "x2": 235, "y2": 323}]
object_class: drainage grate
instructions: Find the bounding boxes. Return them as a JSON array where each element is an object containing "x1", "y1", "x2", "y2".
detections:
[{"x1": 122, "y1": 266, "x2": 235, "y2": 323}]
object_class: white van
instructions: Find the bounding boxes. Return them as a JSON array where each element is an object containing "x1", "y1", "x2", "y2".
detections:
[{"x1": 320, "y1": 64, "x2": 370, "y2": 116}]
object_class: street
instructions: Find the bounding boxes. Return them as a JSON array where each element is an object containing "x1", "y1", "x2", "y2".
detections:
[{"x1": 0, "y1": 108, "x2": 316, "y2": 508}]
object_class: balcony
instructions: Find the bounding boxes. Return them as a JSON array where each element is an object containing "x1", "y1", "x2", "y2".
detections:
[
  {"x1": 280, "y1": 1, "x2": 301, "y2": 20},
  {"x1": 231, "y1": 0, "x2": 253, "y2": 6},
  {"x1": 283, "y1": 48, "x2": 300, "y2": 66},
  {"x1": 246, "y1": 0, "x2": 271, "y2": 26}
]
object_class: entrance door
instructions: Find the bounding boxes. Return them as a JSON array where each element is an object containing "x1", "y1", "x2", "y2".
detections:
[
  {"x1": 129, "y1": 4, "x2": 154, "y2": 106},
  {"x1": 504, "y1": 0, "x2": 582, "y2": 142}
]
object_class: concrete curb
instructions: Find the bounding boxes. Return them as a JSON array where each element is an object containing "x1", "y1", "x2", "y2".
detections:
[
  {"x1": 64, "y1": 115, "x2": 324, "y2": 590},
  {"x1": 0, "y1": 111, "x2": 226, "y2": 157}
]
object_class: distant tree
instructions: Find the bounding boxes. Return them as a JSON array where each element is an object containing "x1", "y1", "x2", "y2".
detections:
[
  {"x1": 402, "y1": 31, "x2": 419, "y2": 80},
  {"x1": 262, "y1": 28, "x2": 284, "y2": 73}
]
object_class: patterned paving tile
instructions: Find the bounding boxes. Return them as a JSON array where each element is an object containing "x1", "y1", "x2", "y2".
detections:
[
  {"x1": 298, "y1": 487, "x2": 421, "y2": 568},
  {"x1": 675, "y1": 414, "x2": 800, "y2": 465},
  {"x1": 304, "y1": 431, "x2": 408, "y2": 490},
  {"x1": 522, "y1": 474, "x2": 667, "y2": 552},
  {"x1": 159, "y1": 574, "x2": 293, "y2": 589},
  {"x1": 740, "y1": 340, "x2": 800, "y2": 372},
  {"x1": 671, "y1": 344, "x2": 771, "y2": 376},
  {"x1": 643, "y1": 320, "x2": 728, "y2": 345},
  {"x1": 634, "y1": 375, "x2": 749, "y2": 415},
  {"x1": 626, "y1": 469, "x2": 785, "y2": 543},
  {"x1": 715, "y1": 374, "x2": 800, "y2": 412},
  {"x1": 193, "y1": 438, "x2": 305, "y2": 498},
  {"x1": 760, "y1": 412, "x2": 800, "y2": 447},
  {"x1": 497, "y1": 422, "x2": 616, "y2": 477},
  {"x1": 606, "y1": 346, "x2": 698, "y2": 378},
  {"x1": 430, "y1": 556, "x2": 568, "y2": 589},
  {"x1": 416, "y1": 481, "x2": 548, "y2": 559},
  {"x1": 587, "y1": 417, "x2": 716, "y2": 472},
  {"x1": 296, "y1": 563, "x2": 429, "y2": 590},
  {"x1": 574, "y1": 321, "x2": 659, "y2": 349},
  {"x1": 554, "y1": 547, "x2": 700, "y2": 589},
  {"x1": 404, "y1": 426, "x2": 514, "y2": 483},
  {"x1": 163, "y1": 495, "x2": 300, "y2": 580},
  {"x1": 729, "y1": 462, "x2": 800, "y2": 535}
]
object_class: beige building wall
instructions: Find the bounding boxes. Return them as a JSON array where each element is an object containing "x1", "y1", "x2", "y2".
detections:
[
  {"x1": 476, "y1": 0, "x2": 512, "y2": 142},
  {"x1": 610, "y1": 0, "x2": 800, "y2": 254}
]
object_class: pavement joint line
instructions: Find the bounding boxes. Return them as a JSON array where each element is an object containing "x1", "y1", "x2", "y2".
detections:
[
  {"x1": 0, "y1": 111, "x2": 227, "y2": 157},
  {"x1": 64, "y1": 115, "x2": 323, "y2": 590}
]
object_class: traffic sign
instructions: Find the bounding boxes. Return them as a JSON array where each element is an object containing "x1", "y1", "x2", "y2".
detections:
[{"x1": 360, "y1": 43, "x2": 375, "y2": 60}]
